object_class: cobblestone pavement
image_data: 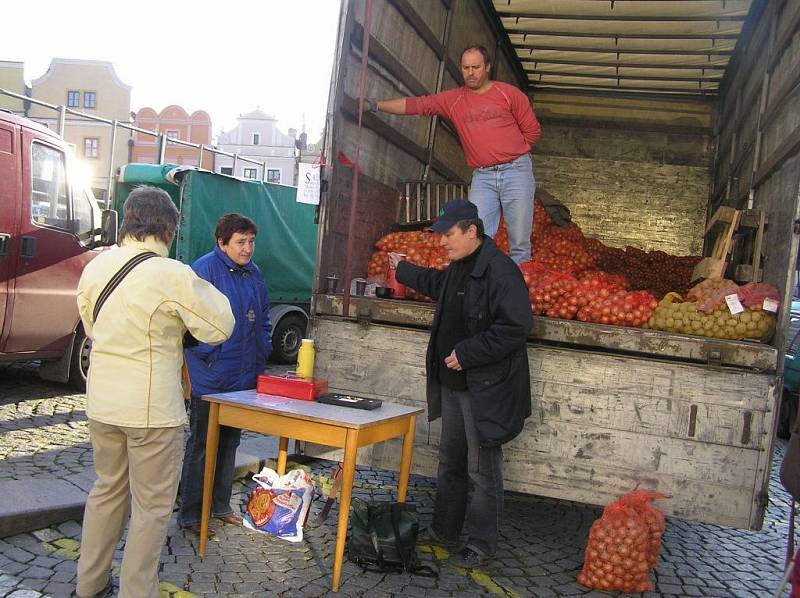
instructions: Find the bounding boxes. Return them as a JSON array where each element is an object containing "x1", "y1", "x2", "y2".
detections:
[{"x1": 0, "y1": 365, "x2": 794, "y2": 597}]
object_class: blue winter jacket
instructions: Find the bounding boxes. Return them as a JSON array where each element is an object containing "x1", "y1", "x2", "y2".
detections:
[{"x1": 184, "y1": 246, "x2": 272, "y2": 397}]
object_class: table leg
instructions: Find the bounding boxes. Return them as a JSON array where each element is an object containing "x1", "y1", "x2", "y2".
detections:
[
  {"x1": 397, "y1": 415, "x2": 416, "y2": 503},
  {"x1": 199, "y1": 402, "x2": 220, "y2": 558},
  {"x1": 277, "y1": 436, "x2": 289, "y2": 475},
  {"x1": 331, "y1": 428, "x2": 358, "y2": 592}
]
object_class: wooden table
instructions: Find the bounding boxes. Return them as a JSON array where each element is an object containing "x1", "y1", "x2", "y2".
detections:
[{"x1": 198, "y1": 390, "x2": 423, "y2": 592}]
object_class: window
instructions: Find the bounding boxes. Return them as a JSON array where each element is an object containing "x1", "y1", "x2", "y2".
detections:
[
  {"x1": 31, "y1": 142, "x2": 68, "y2": 230},
  {"x1": 243, "y1": 168, "x2": 257, "y2": 179},
  {"x1": 252, "y1": 133, "x2": 260, "y2": 145},
  {"x1": 84, "y1": 138, "x2": 99, "y2": 159},
  {"x1": 72, "y1": 188, "x2": 95, "y2": 241},
  {"x1": 83, "y1": 91, "x2": 96, "y2": 109},
  {"x1": 166, "y1": 130, "x2": 179, "y2": 140},
  {"x1": 220, "y1": 166, "x2": 233, "y2": 175},
  {"x1": 267, "y1": 169, "x2": 281, "y2": 184},
  {"x1": 67, "y1": 90, "x2": 80, "y2": 107}
]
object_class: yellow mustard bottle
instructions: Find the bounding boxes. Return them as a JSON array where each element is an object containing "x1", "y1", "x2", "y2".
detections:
[{"x1": 296, "y1": 338, "x2": 316, "y2": 379}]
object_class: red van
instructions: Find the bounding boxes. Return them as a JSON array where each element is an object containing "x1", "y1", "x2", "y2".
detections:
[{"x1": 0, "y1": 111, "x2": 117, "y2": 387}]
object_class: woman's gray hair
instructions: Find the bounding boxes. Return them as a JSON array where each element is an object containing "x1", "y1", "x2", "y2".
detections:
[{"x1": 118, "y1": 186, "x2": 179, "y2": 245}]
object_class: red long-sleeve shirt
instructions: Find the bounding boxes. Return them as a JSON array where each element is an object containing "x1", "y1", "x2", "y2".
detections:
[{"x1": 405, "y1": 81, "x2": 541, "y2": 169}]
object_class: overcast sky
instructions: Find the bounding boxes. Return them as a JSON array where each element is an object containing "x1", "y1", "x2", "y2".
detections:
[{"x1": 1, "y1": 0, "x2": 341, "y2": 141}]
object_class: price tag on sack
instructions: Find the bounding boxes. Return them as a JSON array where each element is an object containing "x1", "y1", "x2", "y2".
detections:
[
  {"x1": 725, "y1": 293, "x2": 745, "y2": 315},
  {"x1": 763, "y1": 298, "x2": 779, "y2": 313}
]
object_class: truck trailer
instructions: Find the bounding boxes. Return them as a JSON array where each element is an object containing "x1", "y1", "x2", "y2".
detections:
[{"x1": 307, "y1": 0, "x2": 800, "y2": 530}]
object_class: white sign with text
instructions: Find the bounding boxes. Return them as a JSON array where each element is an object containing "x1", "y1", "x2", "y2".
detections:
[{"x1": 297, "y1": 163, "x2": 320, "y2": 205}]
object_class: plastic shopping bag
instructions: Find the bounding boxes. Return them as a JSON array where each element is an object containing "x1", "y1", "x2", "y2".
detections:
[{"x1": 242, "y1": 467, "x2": 314, "y2": 542}]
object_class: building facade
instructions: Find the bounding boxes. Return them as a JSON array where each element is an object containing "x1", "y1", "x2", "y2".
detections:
[
  {"x1": 28, "y1": 58, "x2": 132, "y2": 201},
  {"x1": 299, "y1": 134, "x2": 323, "y2": 166},
  {"x1": 0, "y1": 61, "x2": 26, "y2": 114},
  {"x1": 131, "y1": 105, "x2": 213, "y2": 169},
  {"x1": 214, "y1": 109, "x2": 296, "y2": 185}
]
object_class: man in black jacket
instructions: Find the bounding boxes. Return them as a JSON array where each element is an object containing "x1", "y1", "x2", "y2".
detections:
[{"x1": 389, "y1": 199, "x2": 532, "y2": 569}]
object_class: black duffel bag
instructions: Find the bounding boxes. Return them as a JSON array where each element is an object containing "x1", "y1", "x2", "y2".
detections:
[{"x1": 348, "y1": 498, "x2": 435, "y2": 576}]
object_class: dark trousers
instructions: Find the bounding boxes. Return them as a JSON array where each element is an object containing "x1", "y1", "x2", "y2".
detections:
[
  {"x1": 178, "y1": 397, "x2": 242, "y2": 527},
  {"x1": 433, "y1": 385, "x2": 504, "y2": 556}
]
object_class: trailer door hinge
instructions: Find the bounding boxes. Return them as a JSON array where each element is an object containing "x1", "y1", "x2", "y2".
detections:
[
  {"x1": 756, "y1": 489, "x2": 770, "y2": 511},
  {"x1": 706, "y1": 349, "x2": 722, "y2": 367},
  {"x1": 356, "y1": 306, "x2": 372, "y2": 326}
]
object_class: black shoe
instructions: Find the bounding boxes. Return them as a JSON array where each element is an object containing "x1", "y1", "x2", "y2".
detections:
[
  {"x1": 418, "y1": 526, "x2": 459, "y2": 550},
  {"x1": 452, "y1": 546, "x2": 491, "y2": 568}
]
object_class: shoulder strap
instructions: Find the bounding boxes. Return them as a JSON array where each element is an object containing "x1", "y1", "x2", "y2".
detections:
[{"x1": 92, "y1": 251, "x2": 158, "y2": 323}]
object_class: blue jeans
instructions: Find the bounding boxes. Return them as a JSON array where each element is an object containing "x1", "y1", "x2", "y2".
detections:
[
  {"x1": 432, "y1": 385, "x2": 504, "y2": 556},
  {"x1": 468, "y1": 153, "x2": 536, "y2": 264},
  {"x1": 178, "y1": 397, "x2": 242, "y2": 527}
]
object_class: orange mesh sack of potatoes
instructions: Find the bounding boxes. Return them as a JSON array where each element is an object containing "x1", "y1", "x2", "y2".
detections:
[
  {"x1": 577, "y1": 497, "x2": 653, "y2": 593},
  {"x1": 620, "y1": 490, "x2": 666, "y2": 569}
]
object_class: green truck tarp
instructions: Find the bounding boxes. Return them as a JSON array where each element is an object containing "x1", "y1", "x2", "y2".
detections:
[
  {"x1": 114, "y1": 165, "x2": 317, "y2": 305},
  {"x1": 116, "y1": 163, "x2": 182, "y2": 208}
]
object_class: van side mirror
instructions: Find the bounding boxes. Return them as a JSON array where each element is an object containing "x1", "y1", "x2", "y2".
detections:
[{"x1": 100, "y1": 209, "x2": 118, "y2": 246}]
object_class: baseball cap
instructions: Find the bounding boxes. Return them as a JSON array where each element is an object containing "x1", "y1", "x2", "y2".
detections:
[{"x1": 429, "y1": 199, "x2": 480, "y2": 232}]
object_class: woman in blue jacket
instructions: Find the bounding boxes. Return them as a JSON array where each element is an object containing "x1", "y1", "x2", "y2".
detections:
[{"x1": 179, "y1": 213, "x2": 272, "y2": 535}]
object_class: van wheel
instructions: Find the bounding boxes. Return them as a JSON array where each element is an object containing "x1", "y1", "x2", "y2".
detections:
[
  {"x1": 271, "y1": 314, "x2": 307, "y2": 364},
  {"x1": 68, "y1": 327, "x2": 92, "y2": 390}
]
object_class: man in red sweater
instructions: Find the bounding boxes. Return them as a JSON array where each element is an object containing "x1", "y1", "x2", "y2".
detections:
[{"x1": 366, "y1": 45, "x2": 541, "y2": 263}]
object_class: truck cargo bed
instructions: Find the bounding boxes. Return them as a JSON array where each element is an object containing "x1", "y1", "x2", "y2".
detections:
[
  {"x1": 309, "y1": 316, "x2": 775, "y2": 530},
  {"x1": 315, "y1": 293, "x2": 778, "y2": 371}
]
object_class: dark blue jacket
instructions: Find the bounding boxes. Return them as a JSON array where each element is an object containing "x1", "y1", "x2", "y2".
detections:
[
  {"x1": 397, "y1": 238, "x2": 532, "y2": 447},
  {"x1": 185, "y1": 246, "x2": 272, "y2": 397}
]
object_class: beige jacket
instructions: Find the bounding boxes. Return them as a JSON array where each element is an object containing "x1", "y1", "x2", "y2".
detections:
[{"x1": 77, "y1": 237, "x2": 235, "y2": 427}]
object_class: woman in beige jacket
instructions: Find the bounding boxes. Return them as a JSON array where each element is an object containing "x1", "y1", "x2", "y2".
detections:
[{"x1": 74, "y1": 186, "x2": 235, "y2": 598}]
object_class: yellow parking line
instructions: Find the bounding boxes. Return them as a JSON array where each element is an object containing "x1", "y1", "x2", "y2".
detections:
[
  {"x1": 420, "y1": 544, "x2": 521, "y2": 597},
  {"x1": 158, "y1": 581, "x2": 197, "y2": 597}
]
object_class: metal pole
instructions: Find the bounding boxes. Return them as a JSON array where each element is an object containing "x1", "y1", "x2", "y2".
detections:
[
  {"x1": 156, "y1": 134, "x2": 167, "y2": 164},
  {"x1": 198, "y1": 145, "x2": 205, "y2": 170},
  {"x1": 415, "y1": 182, "x2": 421, "y2": 221},
  {"x1": 426, "y1": 183, "x2": 432, "y2": 220},
  {"x1": 232, "y1": 154, "x2": 239, "y2": 177},
  {"x1": 57, "y1": 106, "x2": 66, "y2": 137},
  {"x1": 405, "y1": 182, "x2": 411, "y2": 224},
  {"x1": 105, "y1": 120, "x2": 118, "y2": 209},
  {"x1": 421, "y1": 2, "x2": 454, "y2": 180}
]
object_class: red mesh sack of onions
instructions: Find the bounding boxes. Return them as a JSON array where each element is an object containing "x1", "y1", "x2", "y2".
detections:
[
  {"x1": 577, "y1": 270, "x2": 630, "y2": 291},
  {"x1": 529, "y1": 271, "x2": 579, "y2": 319},
  {"x1": 620, "y1": 490, "x2": 666, "y2": 569},
  {"x1": 367, "y1": 251, "x2": 389, "y2": 278},
  {"x1": 737, "y1": 282, "x2": 780, "y2": 310},
  {"x1": 577, "y1": 289, "x2": 657, "y2": 327},
  {"x1": 496, "y1": 216, "x2": 510, "y2": 254},
  {"x1": 577, "y1": 498, "x2": 653, "y2": 594},
  {"x1": 518, "y1": 260, "x2": 550, "y2": 290}
]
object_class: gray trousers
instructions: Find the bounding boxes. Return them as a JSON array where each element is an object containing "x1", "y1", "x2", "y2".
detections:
[
  {"x1": 433, "y1": 385, "x2": 504, "y2": 556},
  {"x1": 76, "y1": 420, "x2": 183, "y2": 598}
]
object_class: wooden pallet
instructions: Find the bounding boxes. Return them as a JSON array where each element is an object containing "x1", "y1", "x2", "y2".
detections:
[{"x1": 692, "y1": 207, "x2": 742, "y2": 281}]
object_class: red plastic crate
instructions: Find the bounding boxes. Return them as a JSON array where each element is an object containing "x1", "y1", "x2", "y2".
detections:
[{"x1": 256, "y1": 374, "x2": 328, "y2": 401}]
